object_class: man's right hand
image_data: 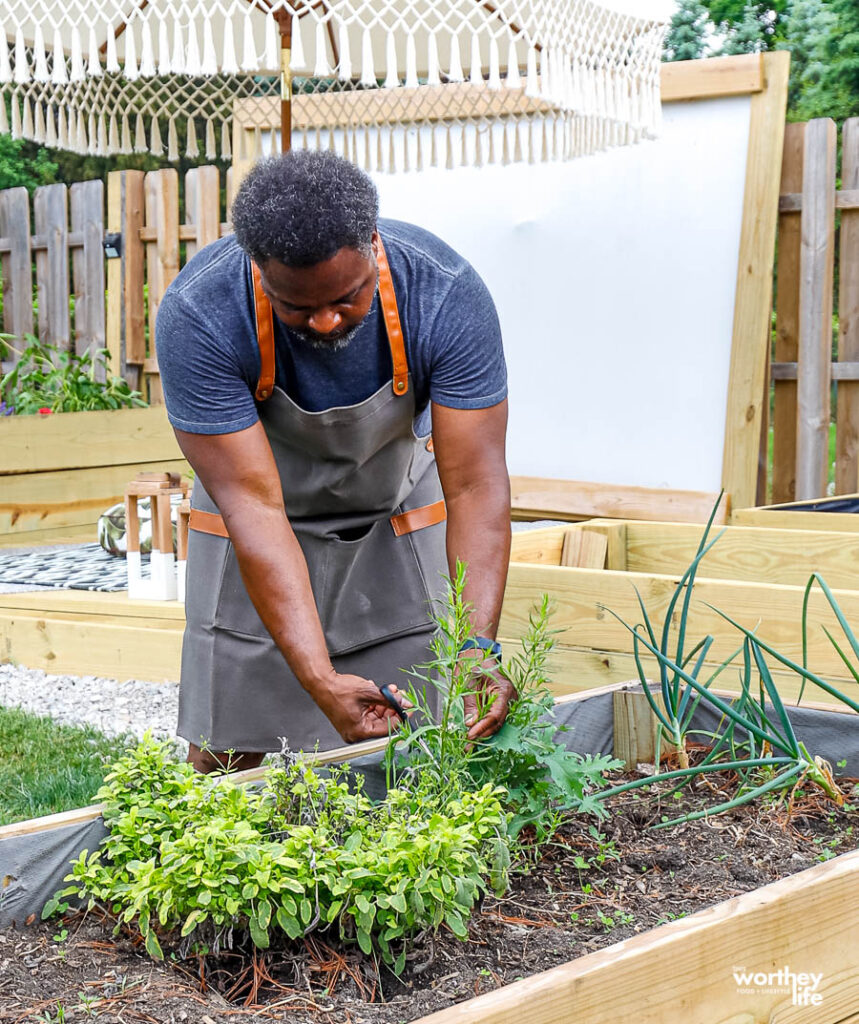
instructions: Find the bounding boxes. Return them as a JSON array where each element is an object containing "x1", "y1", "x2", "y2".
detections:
[{"x1": 312, "y1": 673, "x2": 412, "y2": 743}]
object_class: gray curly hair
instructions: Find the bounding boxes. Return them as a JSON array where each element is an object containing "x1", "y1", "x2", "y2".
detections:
[{"x1": 231, "y1": 150, "x2": 379, "y2": 268}]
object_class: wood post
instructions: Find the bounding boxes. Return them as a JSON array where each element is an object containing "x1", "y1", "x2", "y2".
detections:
[
  {"x1": 70, "y1": 180, "x2": 105, "y2": 374},
  {"x1": 106, "y1": 170, "x2": 146, "y2": 392},
  {"x1": 837, "y1": 118, "x2": 859, "y2": 495},
  {"x1": 772, "y1": 123, "x2": 804, "y2": 503},
  {"x1": 143, "y1": 169, "x2": 180, "y2": 405},
  {"x1": 33, "y1": 184, "x2": 70, "y2": 349},
  {"x1": 0, "y1": 187, "x2": 34, "y2": 354},
  {"x1": 796, "y1": 118, "x2": 837, "y2": 500},
  {"x1": 184, "y1": 166, "x2": 221, "y2": 262}
]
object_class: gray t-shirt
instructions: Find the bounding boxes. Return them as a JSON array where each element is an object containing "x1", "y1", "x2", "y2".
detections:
[{"x1": 155, "y1": 218, "x2": 507, "y2": 435}]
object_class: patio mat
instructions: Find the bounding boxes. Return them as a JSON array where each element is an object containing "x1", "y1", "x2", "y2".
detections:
[{"x1": 0, "y1": 543, "x2": 139, "y2": 592}]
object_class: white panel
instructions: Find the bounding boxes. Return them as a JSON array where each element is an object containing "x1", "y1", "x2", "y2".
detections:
[{"x1": 367, "y1": 97, "x2": 751, "y2": 492}]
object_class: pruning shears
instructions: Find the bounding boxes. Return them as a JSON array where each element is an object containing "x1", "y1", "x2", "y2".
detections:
[{"x1": 378, "y1": 683, "x2": 438, "y2": 765}]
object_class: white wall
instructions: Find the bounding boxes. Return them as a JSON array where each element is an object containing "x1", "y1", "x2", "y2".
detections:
[{"x1": 369, "y1": 97, "x2": 751, "y2": 491}]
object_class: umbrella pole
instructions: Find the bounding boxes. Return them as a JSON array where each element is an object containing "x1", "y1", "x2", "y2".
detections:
[{"x1": 274, "y1": 10, "x2": 293, "y2": 153}]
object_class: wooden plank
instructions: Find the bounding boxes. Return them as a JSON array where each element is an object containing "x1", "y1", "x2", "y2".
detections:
[
  {"x1": 721, "y1": 51, "x2": 790, "y2": 512},
  {"x1": 517, "y1": 641, "x2": 856, "y2": 708},
  {"x1": 781, "y1": 188, "x2": 859, "y2": 212},
  {"x1": 572, "y1": 520, "x2": 628, "y2": 571},
  {"x1": 0, "y1": 459, "x2": 189, "y2": 539},
  {"x1": 69, "y1": 180, "x2": 105, "y2": 370},
  {"x1": 509, "y1": 526, "x2": 567, "y2": 565},
  {"x1": 731, "y1": 505, "x2": 859, "y2": 533},
  {"x1": 415, "y1": 850, "x2": 859, "y2": 1024},
  {"x1": 773, "y1": 360, "x2": 859, "y2": 380},
  {"x1": 622, "y1": 520, "x2": 859, "y2": 590},
  {"x1": 143, "y1": 169, "x2": 179, "y2": 405},
  {"x1": 32, "y1": 183, "x2": 70, "y2": 349},
  {"x1": 837, "y1": 118, "x2": 859, "y2": 495},
  {"x1": 0, "y1": 610, "x2": 183, "y2": 681},
  {"x1": 659, "y1": 54, "x2": 764, "y2": 103},
  {"x1": 0, "y1": 588, "x2": 186, "y2": 621},
  {"x1": 796, "y1": 118, "x2": 837, "y2": 500},
  {"x1": 0, "y1": 187, "x2": 33, "y2": 345},
  {"x1": 184, "y1": 165, "x2": 221, "y2": 262},
  {"x1": 612, "y1": 689, "x2": 659, "y2": 767},
  {"x1": 0, "y1": 406, "x2": 182, "y2": 474},
  {"x1": 560, "y1": 528, "x2": 608, "y2": 569},
  {"x1": 510, "y1": 479, "x2": 727, "y2": 525},
  {"x1": 500, "y1": 560, "x2": 859, "y2": 691}
]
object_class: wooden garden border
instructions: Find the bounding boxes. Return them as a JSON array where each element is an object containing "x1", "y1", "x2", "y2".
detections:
[
  {"x1": 732, "y1": 493, "x2": 859, "y2": 532},
  {"x1": 4, "y1": 518, "x2": 859, "y2": 707},
  {"x1": 3, "y1": 680, "x2": 857, "y2": 1024},
  {"x1": 0, "y1": 406, "x2": 186, "y2": 546}
]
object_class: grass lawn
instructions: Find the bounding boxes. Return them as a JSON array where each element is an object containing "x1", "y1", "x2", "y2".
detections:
[{"x1": 0, "y1": 706, "x2": 132, "y2": 826}]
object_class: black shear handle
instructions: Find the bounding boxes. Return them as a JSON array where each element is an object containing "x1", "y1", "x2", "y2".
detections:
[{"x1": 378, "y1": 684, "x2": 409, "y2": 723}]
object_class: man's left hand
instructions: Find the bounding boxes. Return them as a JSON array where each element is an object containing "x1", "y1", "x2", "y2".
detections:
[{"x1": 460, "y1": 652, "x2": 517, "y2": 742}]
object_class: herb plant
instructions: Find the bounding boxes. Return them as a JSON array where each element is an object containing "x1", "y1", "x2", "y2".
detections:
[
  {"x1": 44, "y1": 736, "x2": 509, "y2": 971},
  {"x1": 389, "y1": 562, "x2": 621, "y2": 842},
  {"x1": 0, "y1": 335, "x2": 146, "y2": 414}
]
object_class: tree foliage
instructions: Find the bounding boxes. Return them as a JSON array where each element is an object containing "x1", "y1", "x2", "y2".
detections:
[
  {"x1": 664, "y1": 0, "x2": 712, "y2": 61},
  {"x1": 0, "y1": 135, "x2": 57, "y2": 192}
]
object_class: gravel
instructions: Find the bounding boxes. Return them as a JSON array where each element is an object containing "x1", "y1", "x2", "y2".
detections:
[{"x1": 0, "y1": 663, "x2": 182, "y2": 750}]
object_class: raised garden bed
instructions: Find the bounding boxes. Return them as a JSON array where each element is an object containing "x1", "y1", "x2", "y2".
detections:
[
  {"x1": 0, "y1": 406, "x2": 186, "y2": 547},
  {"x1": 732, "y1": 493, "x2": 859, "y2": 532},
  {"x1": 1, "y1": 683, "x2": 857, "y2": 1023},
  {"x1": 503, "y1": 518, "x2": 859, "y2": 704}
]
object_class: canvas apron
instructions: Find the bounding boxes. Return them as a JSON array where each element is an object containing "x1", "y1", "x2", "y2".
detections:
[{"x1": 178, "y1": 240, "x2": 448, "y2": 752}]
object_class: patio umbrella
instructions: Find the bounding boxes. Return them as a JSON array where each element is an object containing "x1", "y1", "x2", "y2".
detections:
[{"x1": 1, "y1": 1, "x2": 670, "y2": 168}]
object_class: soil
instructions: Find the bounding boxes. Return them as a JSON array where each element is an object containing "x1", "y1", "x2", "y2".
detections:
[{"x1": 1, "y1": 769, "x2": 856, "y2": 1024}]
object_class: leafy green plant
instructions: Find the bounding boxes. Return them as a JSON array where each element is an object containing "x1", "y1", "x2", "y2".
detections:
[
  {"x1": 44, "y1": 736, "x2": 509, "y2": 972},
  {"x1": 388, "y1": 562, "x2": 621, "y2": 842},
  {"x1": 0, "y1": 334, "x2": 146, "y2": 414}
]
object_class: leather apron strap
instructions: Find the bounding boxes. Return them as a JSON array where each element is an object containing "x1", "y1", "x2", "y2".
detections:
[{"x1": 250, "y1": 235, "x2": 408, "y2": 401}]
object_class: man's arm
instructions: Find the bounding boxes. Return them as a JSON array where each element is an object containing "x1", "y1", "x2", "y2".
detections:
[
  {"x1": 175, "y1": 423, "x2": 409, "y2": 742},
  {"x1": 431, "y1": 399, "x2": 514, "y2": 739}
]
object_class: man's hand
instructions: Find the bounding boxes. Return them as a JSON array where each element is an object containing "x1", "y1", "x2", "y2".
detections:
[
  {"x1": 460, "y1": 651, "x2": 517, "y2": 742},
  {"x1": 313, "y1": 672, "x2": 412, "y2": 743}
]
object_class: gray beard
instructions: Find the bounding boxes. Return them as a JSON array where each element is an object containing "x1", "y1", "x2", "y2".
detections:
[{"x1": 289, "y1": 280, "x2": 379, "y2": 352}]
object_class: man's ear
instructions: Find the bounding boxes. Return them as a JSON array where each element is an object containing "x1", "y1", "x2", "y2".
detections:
[{"x1": 371, "y1": 230, "x2": 380, "y2": 260}]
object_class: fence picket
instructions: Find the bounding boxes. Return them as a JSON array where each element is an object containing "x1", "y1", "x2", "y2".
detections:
[
  {"x1": 33, "y1": 183, "x2": 70, "y2": 350},
  {"x1": 144, "y1": 169, "x2": 180, "y2": 405},
  {"x1": 772, "y1": 123, "x2": 804, "y2": 503},
  {"x1": 70, "y1": 180, "x2": 105, "y2": 371},
  {"x1": 0, "y1": 187, "x2": 33, "y2": 355},
  {"x1": 795, "y1": 119, "x2": 837, "y2": 500},
  {"x1": 837, "y1": 118, "x2": 859, "y2": 495},
  {"x1": 185, "y1": 165, "x2": 221, "y2": 261},
  {"x1": 106, "y1": 171, "x2": 146, "y2": 391}
]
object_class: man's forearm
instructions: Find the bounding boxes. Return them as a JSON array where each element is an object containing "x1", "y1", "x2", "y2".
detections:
[{"x1": 444, "y1": 478, "x2": 511, "y2": 639}]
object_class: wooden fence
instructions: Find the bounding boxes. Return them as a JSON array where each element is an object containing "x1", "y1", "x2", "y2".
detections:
[
  {"x1": 0, "y1": 167, "x2": 232, "y2": 404},
  {"x1": 1, "y1": 125, "x2": 858, "y2": 505},
  {"x1": 770, "y1": 116, "x2": 859, "y2": 502}
]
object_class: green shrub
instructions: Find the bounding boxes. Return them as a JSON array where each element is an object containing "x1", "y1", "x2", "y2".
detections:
[{"x1": 1, "y1": 335, "x2": 145, "y2": 414}]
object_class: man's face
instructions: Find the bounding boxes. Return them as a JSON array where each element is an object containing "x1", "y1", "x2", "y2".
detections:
[{"x1": 257, "y1": 232, "x2": 380, "y2": 350}]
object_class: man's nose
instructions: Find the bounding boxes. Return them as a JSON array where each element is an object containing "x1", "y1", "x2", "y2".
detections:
[{"x1": 307, "y1": 308, "x2": 342, "y2": 334}]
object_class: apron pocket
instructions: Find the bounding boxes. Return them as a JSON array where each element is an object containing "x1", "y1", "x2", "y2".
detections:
[{"x1": 315, "y1": 516, "x2": 438, "y2": 656}]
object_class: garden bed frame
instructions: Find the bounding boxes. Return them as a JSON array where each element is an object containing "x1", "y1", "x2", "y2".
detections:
[
  {"x1": 732, "y1": 492, "x2": 859, "y2": 532},
  {"x1": 1, "y1": 682, "x2": 857, "y2": 1024},
  {"x1": 0, "y1": 406, "x2": 187, "y2": 547},
  {"x1": 5, "y1": 519, "x2": 859, "y2": 705}
]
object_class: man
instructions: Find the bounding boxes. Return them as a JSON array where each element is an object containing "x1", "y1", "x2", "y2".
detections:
[{"x1": 156, "y1": 150, "x2": 512, "y2": 773}]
